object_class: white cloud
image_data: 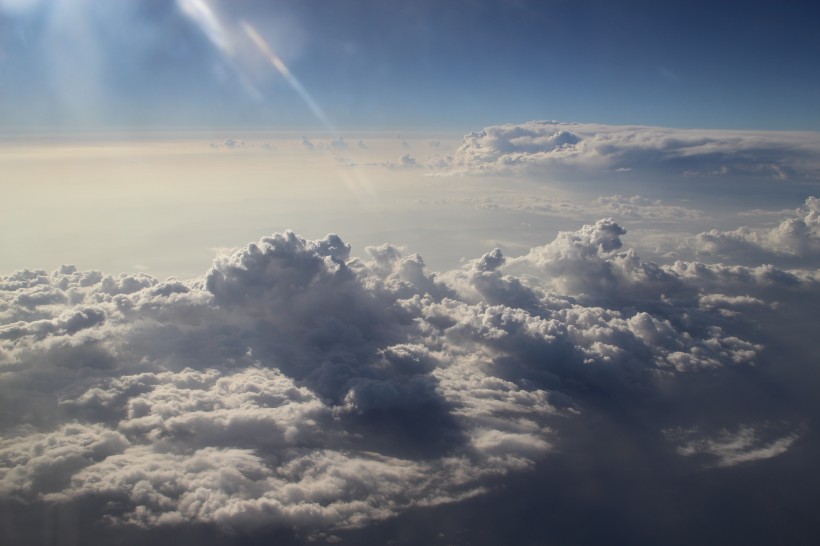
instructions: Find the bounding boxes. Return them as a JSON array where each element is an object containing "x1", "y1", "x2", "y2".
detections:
[
  {"x1": 0, "y1": 423, "x2": 130, "y2": 497},
  {"x1": 447, "y1": 121, "x2": 820, "y2": 180},
  {"x1": 0, "y1": 210, "x2": 815, "y2": 537},
  {"x1": 667, "y1": 424, "x2": 800, "y2": 468},
  {"x1": 694, "y1": 197, "x2": 820, "y2": 265},
  {"x1": 372, "y1": 153, "x2": 420, "y2": 170}
]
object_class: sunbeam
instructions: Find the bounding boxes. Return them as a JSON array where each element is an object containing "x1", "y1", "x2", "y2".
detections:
[{"x1": 241, "y1": 20, "x2": 333, "y2": 131}]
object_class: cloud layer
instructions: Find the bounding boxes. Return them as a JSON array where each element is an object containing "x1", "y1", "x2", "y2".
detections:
[
  {"x1": 450, "y1": 121, "x2": 820, "y2": 181},
  {"x1": 1, "y1": 205, "x2": 818, "y2": 543}
]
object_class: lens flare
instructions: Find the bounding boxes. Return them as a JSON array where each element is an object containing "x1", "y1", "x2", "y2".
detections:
[
  {"x1": 176, "y1": 0, "x2": 231, "y2": 54},
  {"x1": 174, "y1": 0, "x2": 374, "y2": 201},
  {"x1": 241, "y1": 21, "x2": 332, "y2": 131}
]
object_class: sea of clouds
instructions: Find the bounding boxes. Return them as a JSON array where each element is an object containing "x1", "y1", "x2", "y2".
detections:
[
  {"x1": 2, "y1": 121, "x2": 820, "y2": 544},
  {"x1": 2, "y1": 201, "x2": 818, "y2": 543}
]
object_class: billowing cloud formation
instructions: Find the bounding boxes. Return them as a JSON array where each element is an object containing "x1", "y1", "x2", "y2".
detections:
[
  {"x1": 1, "y1": 209, "x2": 817, "y2": 542},
  {"x1": 694, "y1": 197, "x2": 820, "y2": 266},
  {"x1": 451, "y1": 121, "x2": 820, "y2": 180}
]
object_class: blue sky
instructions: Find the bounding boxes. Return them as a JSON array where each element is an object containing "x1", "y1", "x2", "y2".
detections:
[{"x1": 1, "y1": 0, "x2": 818, "y2": 130}]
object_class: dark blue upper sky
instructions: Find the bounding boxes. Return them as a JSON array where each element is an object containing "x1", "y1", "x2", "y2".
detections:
[{"x1": 1, "y1": 0, "x2": 818, "y2": 131}]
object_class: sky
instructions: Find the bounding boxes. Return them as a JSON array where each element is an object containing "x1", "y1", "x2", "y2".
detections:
[
  {"x1": 2, "y1": 2, "x2": 820, "y2": 546},
  {"x1": 2, "y1": 0, "x2": 820, "y2": 130}
]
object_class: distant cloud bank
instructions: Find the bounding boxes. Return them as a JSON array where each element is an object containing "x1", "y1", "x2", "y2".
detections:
[{"x1": 449, "y1": 121, "x2": 820, "y2": 180}]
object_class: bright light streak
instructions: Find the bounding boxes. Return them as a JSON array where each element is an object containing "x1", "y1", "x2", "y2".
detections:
[
  {"x1": 176, "y1": 0, "x2": 333, "y2": 130},
  {"x1": 241, "y1": 21, "x2": 333, "y2": 130},
  {"x1": 175, "y1": 1, "x2": 365, "y2": 200},
  {"x1": 177, "y1": 0, "x2": 231, "y2": 54}
]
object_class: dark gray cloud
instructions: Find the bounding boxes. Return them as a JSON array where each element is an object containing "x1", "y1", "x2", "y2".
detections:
[{"x1": 1, "y1": 207, "x2": 819, "y2": 544}]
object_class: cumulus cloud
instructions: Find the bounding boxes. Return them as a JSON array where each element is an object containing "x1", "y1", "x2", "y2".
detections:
[
  {"x1": 378, "y1": 153, "x2": 420, "y2": 170},
  {"x1": 448, "y1": 120, "x2": 820, "y2": 180},
  {"x1": 1, "y1": 212, "x2": 816, "y2": 542},
  {"x1": 694, "y1": 197, "x2": 820, "y2": 265}
]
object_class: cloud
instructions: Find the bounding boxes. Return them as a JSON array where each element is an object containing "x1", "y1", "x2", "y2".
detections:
[
  {"x1": 666, "y1": 424, "x2": 800, "y2": 468},
  {"x1": 694, "y1": 197, "x2": 820, "y2": 266},
  {"x1": 448, "y1": 121, "x2": 820, "y2": 181},
  {"x1": 592, "y1": 194, "x2": 708, "y2": 222},
  {"x1": 0, "y1": 423, "x2": 130, "y2": 498},
  {"x1": 354, "y1": 152, "x2": 452, "y2": 171},
  {"x1": 376, "y1": 153, "x2": 420, "y2": 170},
  {"x1": 1, "y1": 210, "x2": 817, "y2": 541},
  {"x1": 328, "y1": 137, "x2": 348, "y2": 150}
]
